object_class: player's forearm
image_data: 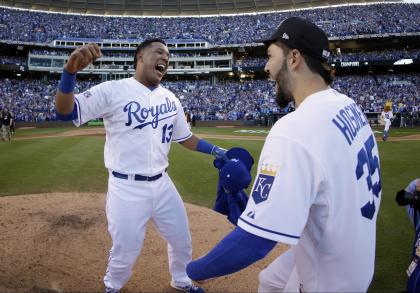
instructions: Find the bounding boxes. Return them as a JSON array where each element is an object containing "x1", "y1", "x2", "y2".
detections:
[
  {"x1": 195, "y1": 138, "x2": 227, "y2": 159},
  {"x1": 55, "y1": 90, "x2": 75, "y2": 115},
  {"x1": 55, "y1": 43, "x2": 102, "y2": 116},
  {"x1": 180, "y1": 135, "x2": 226, "y2": 159},
  {"x1": 55, "y1": 68, "x2": 76, "y2": 115},
  {"x1": 179, "y1": 134, "x2": 200, "y2": 151},
  {"x1": 186, "y1": 226, "x2": 276, "y2": 281}
]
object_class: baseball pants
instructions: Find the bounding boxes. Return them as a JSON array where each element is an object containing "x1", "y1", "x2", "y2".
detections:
[
  {"x1": 384, "y1": 122, "x2": 391, "y2": 132},
  {"x1": 104, "y1": 171, "x2": 193, "y2": 290},
  {"x1": 1, "y1": 125, "x2": 10, "y2": 141}
]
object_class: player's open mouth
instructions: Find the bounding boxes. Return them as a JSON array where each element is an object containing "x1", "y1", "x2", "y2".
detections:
[{"x1": 155, "y1": 63, "x2": 167, "y2": 75}]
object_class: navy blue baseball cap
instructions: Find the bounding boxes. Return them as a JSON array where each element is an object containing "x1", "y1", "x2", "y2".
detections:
[
  {"x1": 258, "y1": 17, "x2": 331, "y2": 62},
  {"x1": 220, "y1": 160, "x2": 252, "y2": 194},
  {"x1": 225, "y1": 147, "x2": 254, "y2": 172}
]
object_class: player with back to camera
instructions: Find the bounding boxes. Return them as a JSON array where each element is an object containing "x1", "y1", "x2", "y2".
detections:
[
  {"x1": 55, "y1": 39, "x2": 228, "y2": 293},
  {"x1": 186, "y1": 17, "x2": 382, "y2": 292}
]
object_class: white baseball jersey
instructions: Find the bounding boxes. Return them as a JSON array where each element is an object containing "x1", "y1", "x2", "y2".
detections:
[
  {"x1": 381, "y1": 111, "x2": 393, "y2": 130},
  {"x1": 238, "y1": 88, "x2": 381, "y2": 292},
  {"x1": 73, "y1": 77, "x2": 192, "y2": 176}
]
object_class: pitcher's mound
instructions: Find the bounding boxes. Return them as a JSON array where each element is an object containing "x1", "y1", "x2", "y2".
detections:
[{"x1": 0, "y1": 193, "x2": 286, "y2": 293}]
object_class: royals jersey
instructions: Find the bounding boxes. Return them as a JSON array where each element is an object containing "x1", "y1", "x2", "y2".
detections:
[
  {"x1": 238, "y1": 88, "x2": 381, "y2": 291},
  {"x1": 381, "y1": 111, "x2": 393, "y2": 126},
  {"x1": 73, "y1": 77, "x2": 192, "y2": 175}
]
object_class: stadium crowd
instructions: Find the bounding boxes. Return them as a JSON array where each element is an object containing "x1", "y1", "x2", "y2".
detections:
[
  {"x1": 0, "y1": 3, "x2": 419, "y2": 45},
  {"x1": 331, "y1": 49, "x2": 420, "y2": 62},
  {"x1": 332, "y1": 74, "x2": 419, "y2": 114},
  {"x1": 0, "y1": 74, "x2": 418, "y2": 123},
  {"x1": 0, "y1": 55, "x2": 26, "y2": 66},
  {"x1": 0, "y1": 77, "x2": 97, "y2": 122},
  {"x1": 3, "y1": 47, "x2": 415, "y2": 70},
  {"x1": 28, "y1": 49, "x2": 230, "y2": 59},
  {"x1": 235, "y1": 48, "x2": 420, "y2": 68}
]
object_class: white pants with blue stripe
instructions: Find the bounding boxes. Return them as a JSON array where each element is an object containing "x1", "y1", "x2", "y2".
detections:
[{"x1": 104, "y1": 172, "x2": 192, "y2": 290}]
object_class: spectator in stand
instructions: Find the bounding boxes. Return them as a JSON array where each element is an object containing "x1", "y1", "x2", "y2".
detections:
[
  {"x1": 0, "y1": 74, "x2": 418, "y2": 123},
  {"x1": 0, "y1": 3, "x2": 419, "y2": 45},
  {"x1": 236, "y1": 48, "x2": 420, "y2": 68}
]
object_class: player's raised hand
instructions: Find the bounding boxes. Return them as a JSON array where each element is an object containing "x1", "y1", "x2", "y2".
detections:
[{"x1": 65, "y1": 43, "x2": 102, "y2": 74}]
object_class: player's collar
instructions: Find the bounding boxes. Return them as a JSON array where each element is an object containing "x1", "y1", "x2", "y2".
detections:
[
  {"x1": 130, "y1": 77, "x2": 160, "y2": 92},
  {"x1": 298, "y1": 87, "x2": 333, "y2": 108}
]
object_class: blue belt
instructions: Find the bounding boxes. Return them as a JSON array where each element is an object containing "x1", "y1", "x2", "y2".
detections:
[{"x1": 112, "y1": 169, "x2": 166, "y2": 182}]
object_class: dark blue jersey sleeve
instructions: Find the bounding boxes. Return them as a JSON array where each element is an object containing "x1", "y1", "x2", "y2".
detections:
[{"x1": 186, "y1": 226, "x2": 277, "y2": 281}]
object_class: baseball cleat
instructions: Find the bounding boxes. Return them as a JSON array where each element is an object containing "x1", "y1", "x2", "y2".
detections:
[
  {"x1": 171, "y1": 282, "x2": 205, "y2": 293},
  {"x1": 105, "y1": 286, "x2": 120, "y2": 293}
]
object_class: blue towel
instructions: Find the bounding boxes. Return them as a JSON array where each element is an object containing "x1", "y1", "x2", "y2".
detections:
[
  {"x1": 212, "y1": 147, "x2": 254, "y2": 226},
  {"x1": 213, "y1": 180, "x2": 249, "y2": 226}
]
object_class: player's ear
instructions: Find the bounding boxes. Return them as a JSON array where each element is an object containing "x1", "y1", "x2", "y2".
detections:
[
  {"x1": 137, "y1": 51, "x2": 144, "y2": 62},
  {"x1": 288, "y1": 49, "x2": 301, "y2": 71}
]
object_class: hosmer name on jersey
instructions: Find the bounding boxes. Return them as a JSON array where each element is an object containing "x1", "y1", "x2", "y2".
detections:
[
  {"x1": 124, "y1": 97, "x2": 177, "y2": 130},
  {"x1": 332, "y1": 102, "x2": 369, "y2": 146}
]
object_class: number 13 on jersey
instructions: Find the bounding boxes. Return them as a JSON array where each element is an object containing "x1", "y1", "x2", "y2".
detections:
[{"x1": 162, "y1": 123, "x2": 173, "y2": 143}]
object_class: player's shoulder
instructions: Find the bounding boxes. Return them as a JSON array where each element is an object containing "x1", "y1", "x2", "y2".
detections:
[
  {"x1": 109, "y1": 77, "x2": 133, "y2": 87},
  {"x1": 158, "y1": 85, "x2": 180, "y2": 101},
  {"x1": 267, "y1": 110, "x2": 306, "y2": 143},
  {"x1": 159, "y1": 85, "x2": 176, "y2": 96},
  {"x1": 268, "y1": 88, "x2": 352, "y2": 138},
  {"x1": 91, "y1": 79, "x2": 119, "y2": 91}
]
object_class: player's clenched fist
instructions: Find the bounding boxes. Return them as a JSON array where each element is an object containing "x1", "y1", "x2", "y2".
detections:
[{"x1": 65, "y1": 43, "x2": 102, "y2": 74}]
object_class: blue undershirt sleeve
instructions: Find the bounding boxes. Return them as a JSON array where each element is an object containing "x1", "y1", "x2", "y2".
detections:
[
  {"x1": 186, "y1": 226, "x2": 277, "y2": 281},
  {"x1": 55, "y1": 102, "x2": 78, "y2": 121}
]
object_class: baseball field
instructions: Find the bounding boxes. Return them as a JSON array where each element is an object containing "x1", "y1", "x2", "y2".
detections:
[{"x1": 0, "y1": 125, "x2": 419, "y2": 292}]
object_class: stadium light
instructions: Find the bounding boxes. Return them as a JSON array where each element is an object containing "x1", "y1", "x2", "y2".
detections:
[{"x1": 393, "y1": 59, "x2": 413, "y2": 65}]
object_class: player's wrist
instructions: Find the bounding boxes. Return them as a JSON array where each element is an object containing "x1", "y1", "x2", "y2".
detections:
[
  {"x1": 58, "y1": 68, "x2": 77, "y2": 94},
  {"x1": 212, "y1": 145, "x2": 227, "y2": 160},
  {"x1": 197, "y1": 139, "x2": 226, "y2": 159},
  {"x1": 64, "y1": 63, "x2": 78, "y2": 74},
  {"x1": 196, "y1": 139, "x2": 214, "y2": 154}
]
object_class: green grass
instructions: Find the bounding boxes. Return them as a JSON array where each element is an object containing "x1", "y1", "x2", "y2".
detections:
[
  {"x1": 372, "y1": 127, "x2": 420, "y2": 137},
  {"x1": 13, "y1": 127, "x2": 73, "y2": 137},
  {"x1": 1, "y1": 126, "x2": 420, "y2": 292},
  {"x1": 370, "y1": 140, "x2": 420, "y2": 292},
  {"x1": 0, "y1": 136, "x2": 108, "y2": 195}
]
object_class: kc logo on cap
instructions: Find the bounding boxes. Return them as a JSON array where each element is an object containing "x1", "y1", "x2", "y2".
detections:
[{"x1": 282, "y1": 33, "x2": 290, "y2": 40}]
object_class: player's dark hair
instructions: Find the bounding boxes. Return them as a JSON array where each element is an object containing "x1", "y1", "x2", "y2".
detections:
[
  {"x1": 276, "y1": 41, "x2": 335, "y2": 85},
  {"x1": 134, "y1": 38, "x2": 167, "y2": 69},
  {"x1": 303, "y1": 54, "x2": 335, "y2": 85}
]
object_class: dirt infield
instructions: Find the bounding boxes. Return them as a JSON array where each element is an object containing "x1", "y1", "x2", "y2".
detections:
[
  {"x1": 14, "y1": 127, "x2": 420, "y2": 142},
  {"x1": 4, "y1": 127, "x2": 419, "y2": 292},
  {"x1": 0, "y1": 193, "x2": 287, "y2": 293}
]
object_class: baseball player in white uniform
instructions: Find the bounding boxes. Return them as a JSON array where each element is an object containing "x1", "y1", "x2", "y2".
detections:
[
  {"x1": 55, "y1": 39, "x2": 227, "y2": 293},
  {"x1": 186, "y1": 17, "x2": 382, "y2": 292},
  {"x1": 381, "y1": 105, "x2": 393, "y2": 141}
]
